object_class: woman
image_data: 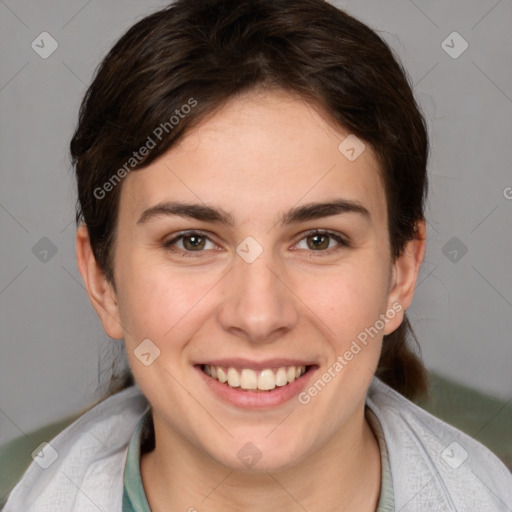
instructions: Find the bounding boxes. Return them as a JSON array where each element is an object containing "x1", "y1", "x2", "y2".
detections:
[{"x1": 5, "y1": 0, "x2": 512, "y2": 510}]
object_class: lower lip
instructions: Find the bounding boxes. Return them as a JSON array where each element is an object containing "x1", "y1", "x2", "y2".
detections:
[{"x1": 196, "y1": 366, "x2": 317, "y2": 409}]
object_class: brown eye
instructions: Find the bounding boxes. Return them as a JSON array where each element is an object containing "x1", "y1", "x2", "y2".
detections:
[
  {"x1": 163, "y1": 231, "x2": 217, "y2": 257},
  {"x1": 181, "y1": 234, "x2": 207, "y2": 251},
  {"x1": 306, "y1": 233, "x2": 331, "y2": 250},
  {"x1": 294, "y1": 230, "x2": 349, "y2": 255}
]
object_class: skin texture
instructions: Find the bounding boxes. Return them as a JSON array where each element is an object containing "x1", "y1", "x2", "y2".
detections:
[{"x1": 76, "y1": 89, "x2": 425, "y2": 512}]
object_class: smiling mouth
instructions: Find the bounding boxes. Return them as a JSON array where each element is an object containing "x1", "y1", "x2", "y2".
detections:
[{"x1": 200, "y1": 364, "x2": 311, "y2": 391}]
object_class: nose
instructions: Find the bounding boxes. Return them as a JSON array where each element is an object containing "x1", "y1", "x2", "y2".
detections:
[{"x1": 216, "y1": 251, "x2": 299, "y2": 344}]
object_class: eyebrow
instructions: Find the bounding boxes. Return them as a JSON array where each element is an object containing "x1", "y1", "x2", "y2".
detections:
[{"x1": 136, "y1": 199, "x2": 370, "y2": 227}]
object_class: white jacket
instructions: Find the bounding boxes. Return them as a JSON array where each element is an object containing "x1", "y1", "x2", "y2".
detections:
[{"x1": 4, "y1": 377, "x2": 512, "y2": 511}]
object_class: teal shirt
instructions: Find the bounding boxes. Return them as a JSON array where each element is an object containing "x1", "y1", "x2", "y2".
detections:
[
  {"x1": 122, "y1": 407, "x2": 152, "y2": 512},
  {"x1": 122, "y1": 407, "x2": 394, "y2": 511}
]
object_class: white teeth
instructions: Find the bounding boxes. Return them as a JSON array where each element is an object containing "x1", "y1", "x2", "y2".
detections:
[
  {"x1": 217, "y1": 367, "x2": 227, "y2": 383},
  {"x1": 258, "y1": 369, "x2": 276, "y2": 390},
  {"x1": 227, "y1": 368, "x2": 240, "y2": 387},
  {"x1": 240, "y1": 369, "x2": 258, "y2": 390},
  {"x1": 203, "y1": 364, "x2": 307, "y2": 390},
  {"x1": 275, "y1": 367, "x2": 288, "y2": 386}
]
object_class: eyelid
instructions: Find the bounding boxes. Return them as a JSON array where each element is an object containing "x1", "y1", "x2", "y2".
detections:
[
  {"x1": 291, "y1": 229, "x2": 349, "y2": 253},
  {"x1": 162, "y1": 229, "x2": 218, "y2": 252},
  {"x1": 163, "y1": 228, "x2": 214, "y2": 244}
]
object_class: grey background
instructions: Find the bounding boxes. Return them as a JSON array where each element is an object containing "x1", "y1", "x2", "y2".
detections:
[{"x1": 1, "y1": 0, "x2": 511, "y2": 446}]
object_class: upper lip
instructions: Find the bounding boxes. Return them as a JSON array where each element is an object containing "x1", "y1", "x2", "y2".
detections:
[{"x1": 196, "y1": 358, "x2": 315, "y2": 371}]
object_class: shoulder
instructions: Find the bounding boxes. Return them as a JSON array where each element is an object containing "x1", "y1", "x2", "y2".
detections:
[
  {"x1": 366, "y1": 377, "x2": 512, "y2": 511},
  {"x1": 3, "y1": 385, "x2": 149, "y2": 512}
]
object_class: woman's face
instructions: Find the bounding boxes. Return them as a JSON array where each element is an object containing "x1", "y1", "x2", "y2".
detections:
[{"x1": 85, "y1": 89, "x2": 422, "y2": 471}]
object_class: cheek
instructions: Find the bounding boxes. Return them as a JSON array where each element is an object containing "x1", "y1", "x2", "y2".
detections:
[
  {"x1": 116, "y1": 264, "x2": 217, "y2": 394},
  {"x1": 115, "y1": 256, "x2": 221, "y2": 346},
  {"x1": 313, "y1": 262, "x2": 391, "y2": 348}
]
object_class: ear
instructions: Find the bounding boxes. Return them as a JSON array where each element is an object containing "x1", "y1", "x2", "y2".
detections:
[
  {"x1": 76, "y1": 224, "x2": 124, "y2": 339},
  {"x1": 383, "y1": 220, "x2": 426, "y2": 335}
]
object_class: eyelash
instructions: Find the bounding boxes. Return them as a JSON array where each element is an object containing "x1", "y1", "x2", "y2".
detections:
[{"x1": 162, "y1": 229, "x2": 349, "y2": 258}]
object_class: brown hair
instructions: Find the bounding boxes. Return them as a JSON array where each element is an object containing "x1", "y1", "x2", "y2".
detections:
[{"x1": 71, "y1": 0, "x2": 429, "y2": 400}]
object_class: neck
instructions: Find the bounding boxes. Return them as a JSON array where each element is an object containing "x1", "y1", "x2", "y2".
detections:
[{"x1": 140, "y1": 406, "x2": 381, "y2": 512}]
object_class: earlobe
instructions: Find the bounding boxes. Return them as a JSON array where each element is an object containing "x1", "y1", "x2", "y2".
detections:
[
  {"x1": 76, "y1": 224, "x2": 124, "y2": 339},
  {"x1": 383, "y1": 221, "x2": 426, "y2": 335}
]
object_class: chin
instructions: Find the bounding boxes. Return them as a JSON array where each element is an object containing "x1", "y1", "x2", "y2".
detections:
[{"x1": 211, "y1": 437, "x2": 312, "y2": 473}]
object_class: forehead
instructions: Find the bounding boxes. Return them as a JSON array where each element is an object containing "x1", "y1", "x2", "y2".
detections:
[{"x1": 119, "y1": 89, "x2": 387, "y2": 226}]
